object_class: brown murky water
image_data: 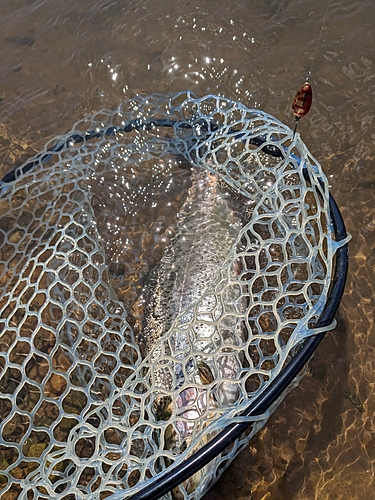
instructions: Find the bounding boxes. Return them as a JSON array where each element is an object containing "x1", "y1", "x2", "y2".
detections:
[{"x1": 0, "y1": 0, "x2": 374, "y2": 499}]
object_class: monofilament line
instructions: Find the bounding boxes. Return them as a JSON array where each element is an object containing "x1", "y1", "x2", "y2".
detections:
[{"x1": 307, "y1": 0, "x2": 331, "y2": 81}]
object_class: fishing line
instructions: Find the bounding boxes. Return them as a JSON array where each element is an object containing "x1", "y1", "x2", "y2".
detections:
[
  {"x1": 292, "y1": 0, "x2": 331, "y2": 136},
  {"x1": 308, "y1": 0, "x2": 331, "y2": 81}
]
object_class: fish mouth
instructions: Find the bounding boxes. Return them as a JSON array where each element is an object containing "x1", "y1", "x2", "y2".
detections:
[
  {"x1": 152, "y1": 350, "x2": 243, "y2": 447},
  {"x1": 151, "y1": 382, "x2": 219, "y2": 499}
]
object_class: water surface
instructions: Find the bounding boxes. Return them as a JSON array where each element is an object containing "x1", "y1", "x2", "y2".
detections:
[{"x1": 0, "y1": 1, "x2": 374, "y2": 499}]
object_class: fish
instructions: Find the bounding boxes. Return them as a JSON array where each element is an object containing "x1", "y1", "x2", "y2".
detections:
[{"x1": 138, "y1": 165, "x2": 245, "y2": 497}]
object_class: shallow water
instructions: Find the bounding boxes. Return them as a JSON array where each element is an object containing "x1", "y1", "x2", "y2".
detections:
[{"x1": 0, "y1": 0, "x2": 374, "y2": 499}]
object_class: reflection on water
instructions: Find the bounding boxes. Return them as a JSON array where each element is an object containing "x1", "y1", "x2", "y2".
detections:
[{"x1": 0, "y1": 0, "x2": 374, "y2": 498}]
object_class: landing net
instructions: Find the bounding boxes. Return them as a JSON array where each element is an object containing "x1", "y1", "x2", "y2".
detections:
[{"x1": 0, "y1": 92, "x2": 343, "y2": 499}]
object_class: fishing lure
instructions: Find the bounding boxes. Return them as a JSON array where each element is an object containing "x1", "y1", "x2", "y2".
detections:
[{"x1": 292, "y1": 81, "x2": 312, "y2": 136}]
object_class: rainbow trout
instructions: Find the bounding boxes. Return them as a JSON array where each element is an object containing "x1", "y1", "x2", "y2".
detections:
[{"x1": 139, "y1": 166, "x2": 244, "y2": 495}]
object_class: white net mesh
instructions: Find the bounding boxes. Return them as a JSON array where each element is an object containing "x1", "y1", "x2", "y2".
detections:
[{"x1": 0, "y1": 92, "x2": 338, "y2": 500}]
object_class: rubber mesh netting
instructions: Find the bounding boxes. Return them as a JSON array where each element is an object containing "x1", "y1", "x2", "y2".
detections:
[{"x1": 0, "y1": 92, "x2": 340, "y2": 499}]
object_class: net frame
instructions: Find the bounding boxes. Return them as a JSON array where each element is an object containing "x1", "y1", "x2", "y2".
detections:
[{"x1": 0, "y1": 92, "x2": 349, "y2": 500}]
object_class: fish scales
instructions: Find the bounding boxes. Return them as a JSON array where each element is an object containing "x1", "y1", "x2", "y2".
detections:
[
  {"x1": 139, "y1": 165, "x2": 245, "y2": 497},
  {"x1": 141, "y1": 165, "x2": 244, "y2": 413}
]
